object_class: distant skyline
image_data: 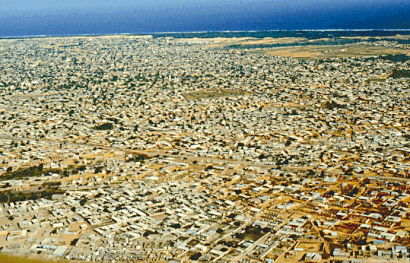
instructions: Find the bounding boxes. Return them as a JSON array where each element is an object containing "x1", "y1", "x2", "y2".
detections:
[{"x1": 1, "y1": 0, "x2": 410, "y2": 36}]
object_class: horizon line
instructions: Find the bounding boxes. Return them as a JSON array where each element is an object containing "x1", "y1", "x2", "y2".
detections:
[{"x1": 2, "y1": 28, "x2": 410, "y2": 40}]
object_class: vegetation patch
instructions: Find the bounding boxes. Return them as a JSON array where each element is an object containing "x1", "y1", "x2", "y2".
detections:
[
  {"x1": 127, "y1": 154, "x2": 153, "y2": 163},
  {"x1": 1, "y1": 165, "x2": 62, "y2": 181},
  {"x1": 93, "y1": 122, "x2": 114, "y2": 130},
  {"x1": 322, "y1": 100, "x2": 347, "y2": 110},
  {"x1": 234, "y1": 225, "x2": 270, "y2": 242},
  {"x1": 379, "y1": 54, "x2": 410, "y2": 62},
  {"x1": 390, "y1": 69, "x2": 410, "y2": 79},
  {"x1": 0, "y1": 182, "x2": 63, "y2": 203},
  {"x1": 183, "y1": 89, "x2": 250, "y2": 100},
  {"x1": 365, "y1": 78, "x2": 386, "y2": 83}
]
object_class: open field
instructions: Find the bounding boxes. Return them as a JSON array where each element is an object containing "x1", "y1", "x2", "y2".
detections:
[
  {"x1": 207, "y1": 37, "x2": 308, "y2": 48},
  {"x1": 174, "y1": 36, "x2": 308, "y2": 48},
  {"x1": 10, "y1": 93, "x2": 47, "y2": 100},
  {"x1": 173, "y1": 33, "x2": 410, "y2": 49},
  {"x1": 296, "y1": 241, "x2": 323, "y2": 251},
  {"x1": 264, "y1": 44, "x2": 410, "y2": 59},
  {"x1": 234, "y1": 37, "x2": 307, "y2": 46},
  {"x1": 0, "y1": 254, "x2": 66, "y2": 263}
]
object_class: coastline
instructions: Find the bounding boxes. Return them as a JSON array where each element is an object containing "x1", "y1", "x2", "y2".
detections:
[{"x1": 2, "y1": 29, "x2": 410, "y2": 40}]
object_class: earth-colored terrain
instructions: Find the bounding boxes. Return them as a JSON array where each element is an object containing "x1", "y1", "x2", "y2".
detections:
[{"x1": 264, "y1": 44, "x2": 410, "y2": 59}]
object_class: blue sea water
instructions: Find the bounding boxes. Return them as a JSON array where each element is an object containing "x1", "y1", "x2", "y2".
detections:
[{"x1": 0, "y1": 1, "x2": 410, "y2": 37}]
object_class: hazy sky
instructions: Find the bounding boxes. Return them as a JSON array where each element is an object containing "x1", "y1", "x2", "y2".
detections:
[
  {"x1": 1, "y1": 0, "x2": 408, "y2": 14},
  {"x1": 3, "y1": 0, "x2": 275, "y2": 14}
]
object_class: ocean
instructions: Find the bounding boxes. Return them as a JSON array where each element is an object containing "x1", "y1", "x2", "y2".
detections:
[{"x1": 0, "y1": 1, "x2": 410, "y2": 38}]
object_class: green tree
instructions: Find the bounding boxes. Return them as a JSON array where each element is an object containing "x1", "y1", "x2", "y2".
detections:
[
  {"x1": 190, "y1": 253, "x2": 201, "y2": 260},
  {"x1": 79, "y1": 198, "x2": 87, "y2": 206}
]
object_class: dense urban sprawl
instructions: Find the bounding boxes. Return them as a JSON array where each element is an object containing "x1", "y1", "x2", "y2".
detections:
[{"x1": 0, "y1": 34, "x2": 410, "y2": 262}]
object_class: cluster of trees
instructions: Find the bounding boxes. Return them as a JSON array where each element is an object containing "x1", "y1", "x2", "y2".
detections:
[
  {"x1": 217, "y1": 239, "x2": 239, "y2": 248},
  {"x1": 0, "y1": 188, "x2": 64, "y2": 203},
  {"x1": 79, "y1": 197, "x2": 87, "y2": 206},
  {"x1": 234, "y1": 225, "x2": 271, "y2": 241},
  {"x1": 190, "y1": 253, "x2": 202, "y2": 260},
  {"x1": 322, "y1": 100, "x2": 347, "y2": 110},
  {"x1": 93, "y1": 122, "x2": 114, "y2": 130},
  {"x1": 380, "y1": 54, "x2": 410, "y2": 62},
  {"x1": 391, "y1": 69, "x2": 410, "y2": 79},
  {"x1": 142, "y1": 230, "x2": 158, "y2": 238},
  {"x1": 126, "y1": 154, "x2": 152, "y2": 163},
  {"x1": 1, "y1": 164, "x2": 63, "y2": 181}
]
